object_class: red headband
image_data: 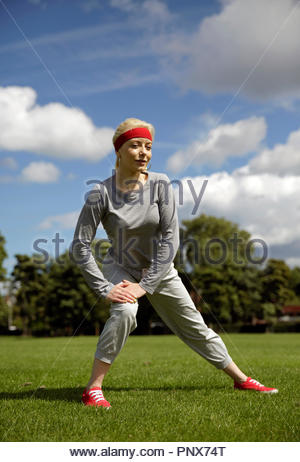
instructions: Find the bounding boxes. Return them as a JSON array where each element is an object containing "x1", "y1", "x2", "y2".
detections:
[{"x1": 114, "y1": 127, "x2": 152, "y2": 152}]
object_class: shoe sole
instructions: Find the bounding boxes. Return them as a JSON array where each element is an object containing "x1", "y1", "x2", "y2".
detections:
[
  {"x1": 259, "y1": 389, "x2": 278, "y2": 394},
  {"x1": 235, "y1": 388, "x2": 278, "y2": 394},
  {"x1": 81, "y1": 401, "x2": 111, "y2": 409}
]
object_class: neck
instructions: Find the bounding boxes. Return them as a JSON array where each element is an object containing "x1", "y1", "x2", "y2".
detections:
[{"x1": 115, "y1": 168, "x2": 147, "y2": 191}]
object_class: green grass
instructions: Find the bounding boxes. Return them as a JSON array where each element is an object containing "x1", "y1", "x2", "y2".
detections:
[{"x1": 0, "y1": 334, "x2": 299, "y2": 442}]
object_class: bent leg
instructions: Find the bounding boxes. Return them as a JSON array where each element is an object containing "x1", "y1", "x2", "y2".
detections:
[
  {"x1": 95, "y1": 301, "x2": 138, "y2": 363},
  {"x1": 86, "y1": 358, "x2": 111, "y2": 389},
  {"x1": 95, "y1": 261, "x2": 139, "y2": 364}
]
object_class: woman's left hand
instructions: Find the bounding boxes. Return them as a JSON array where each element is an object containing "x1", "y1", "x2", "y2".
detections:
[{"x1": 121, "y1": 280, "x2": 146, "y2": 299}]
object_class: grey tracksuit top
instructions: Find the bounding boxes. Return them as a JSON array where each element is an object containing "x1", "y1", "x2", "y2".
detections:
[{"x1": 72, "y1": 171, "x2": 179, "y2": 298}]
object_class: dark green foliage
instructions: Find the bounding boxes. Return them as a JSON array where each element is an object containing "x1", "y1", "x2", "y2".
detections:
[
  {"x1": 0, "y1": 232, "x2": 7, "y2": 282},
  {"x1": 0, "y1": 297, "x2": 8, "y2": 329},
  {"x1": 0, "y1": 233, "x2": 9, "y2": 329},
  {"x1": 259, "y1": 259, "x2": 295, "y2": 318},
  {"x1": 44, "y1": 251, "x2": 110, "y2": 336},
  {"x1": 179, "y1": 214, "x2": 251, "y2": 268},
  {"x1": 176, "y1": 215, "x2": 263, "y2": 324},
  {"x1": 288, "y1": 266, "x2": 300, "y2": 303},
  {"x1": 10, "y1": 247, "x2": 110, "y2": 337},
  {"x1": 12, "y1": 254, "x2": 48, "y2": 335}
]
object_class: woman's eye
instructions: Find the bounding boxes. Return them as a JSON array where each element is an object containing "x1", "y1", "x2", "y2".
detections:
[{"x1": 130, "y1": 143, "x2": 151, "y2": 149}]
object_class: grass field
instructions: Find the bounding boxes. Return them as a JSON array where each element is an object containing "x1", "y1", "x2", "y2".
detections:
[{"x1": 0, "y1": 333, "x2": 299, "y2": 442}]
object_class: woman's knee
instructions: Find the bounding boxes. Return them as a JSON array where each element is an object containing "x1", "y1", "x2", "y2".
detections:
[{"x1": 110, "y1": 302, "x2": 138, "y2": 330}]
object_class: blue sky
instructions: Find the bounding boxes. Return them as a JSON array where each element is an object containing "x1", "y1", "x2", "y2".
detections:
[{"x1": 1, "y1": 0, "x2": 300, "y2": 275}]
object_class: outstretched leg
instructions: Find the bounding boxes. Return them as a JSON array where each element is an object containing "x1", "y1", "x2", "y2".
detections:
[
  {"x1": 148, "y1": 267, "x2": 278, "y2": 393},
  {"x1": 147, "y1": 268, "x2": 232, "y2": 370},
  {"x1": 222, "y1": 361, "x2": 247, "y2": 382}
]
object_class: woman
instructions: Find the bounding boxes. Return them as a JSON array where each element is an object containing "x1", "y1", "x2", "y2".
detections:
[{"x1": 72, "y1": 118, "x2": 278, "y2": 408}]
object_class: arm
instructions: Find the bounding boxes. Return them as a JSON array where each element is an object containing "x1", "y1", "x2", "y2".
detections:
[
  {"x1": 71, "y1": 185, "x2": 114, "y2": 298},
  {"x1": 71, "y1": 185, "x2": 136, "y2": 302},
  {"x1": 138, "y1": 175, "x2": 179, "y2": 294}
]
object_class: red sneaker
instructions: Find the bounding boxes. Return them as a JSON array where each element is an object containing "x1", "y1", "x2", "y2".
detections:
[
  {"x1": 234, "y1": 377, "x2": 278, "y2": 394},
  {"x1": 82, "y1": 387, "x2": 111, "y2": 408}
]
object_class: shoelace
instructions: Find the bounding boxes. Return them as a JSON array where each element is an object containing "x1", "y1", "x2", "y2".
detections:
[
  {"x1": 249, "y1": 378, "x2": 265, "y2": 387},
  {"x1": 88, "y1": 389, "x2": 105, "y2": 402}
]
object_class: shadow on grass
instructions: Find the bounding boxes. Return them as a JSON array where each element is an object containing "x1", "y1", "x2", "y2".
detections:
[{"x1": 0, "y1": 384, "x2": 227, "y2": 403}]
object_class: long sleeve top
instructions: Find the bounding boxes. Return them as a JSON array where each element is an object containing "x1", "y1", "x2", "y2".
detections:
[{"x1": 71, "y1": 171, "x2": 179, "y2": 297}]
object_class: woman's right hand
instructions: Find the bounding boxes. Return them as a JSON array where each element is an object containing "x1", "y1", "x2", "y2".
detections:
[{"x1": 106, "y1": 282, "x2": 137, "y2": 304}]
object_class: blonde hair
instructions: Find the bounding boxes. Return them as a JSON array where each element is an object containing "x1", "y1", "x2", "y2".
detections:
[{"x1": 113, "y1": 118, "x2": 154, "y2": 169}]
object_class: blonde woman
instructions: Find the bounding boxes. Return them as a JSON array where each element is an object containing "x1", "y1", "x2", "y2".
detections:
[{"x1": 72, "y1": 118, "x2": 278, "y2": 408}]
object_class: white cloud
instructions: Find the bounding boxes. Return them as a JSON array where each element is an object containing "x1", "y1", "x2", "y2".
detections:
[
  {"x1": 38, "y1": 208, "x2": 106, "y2": 232},
  {"x1": 21, "y1": 162, "x2": 61, "y2": 183},
  {"x1": 142, "y1": 0, "x2": 174, "y2": 23},
  {"x1": 286, "y1": 257, "x2": 300, "y2": 268},
  {"x1": 168, "y1": 115, "x2": 300, "y2": 258},
  {"x1": 110, "y1": 0, "x2": 134, "y2": 11},
  {"x1": 176, "y1": 170, "x2": 300, "y2": 248},
  {"x1": 68, "y1": 72, "x2": 161, "y2": 96},
  {"x1": 38, "y1": 211, "x2": 80, "y2": 230},
  {"x1": 248, "y1": 127, "x2": 300, "y2": 175},
  {"x1": 28, "y1": 0, "x2": 44, "y2": 4},
  {"x1": 154, "y1": 0, "x2": 300, "y2": 102},
  {"x1": 0, "y1": 156, "x2": 18, "y2": 169},
  {"x1": 28, "y1": 0, "x2": 47, "y2": 9},
  {"x1": 80, "y1": 0, "x2": 102, "y2": 12},
  {"x1": 167, "y1": 117, "x2": 266, "y2": 172},
  {"x1": 0, "y1": 86, "x2": 114, "y2": 162},
  {"x1": 110, "y1": 0, "x2": 174, "y2": 24},
  {"x1": 0, "y1": 23, "x2": 125, "y2": 55}
]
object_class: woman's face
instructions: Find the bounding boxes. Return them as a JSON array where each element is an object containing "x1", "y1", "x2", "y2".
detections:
[{"x1": 117, "y1": 137, "x2": 152, "y2": 173}]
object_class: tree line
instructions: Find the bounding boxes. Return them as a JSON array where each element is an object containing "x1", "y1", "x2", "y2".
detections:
[{"x1": 0, "y1": 214, "x2": 299, "y2": 336}]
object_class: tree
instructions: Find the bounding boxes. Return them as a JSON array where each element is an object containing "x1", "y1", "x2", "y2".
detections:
[
  {"x1": 259, "y1": 259, "x2": 295, "y2": 318},
  {"x1": 0, "y1": 232, "x2": 9, "y2": 330},
  {"x1": 45, "y1": 250, "x2": 110, "y2": 336},
  {"x1": 11, "y1": 254, "x2": 47, "y2": 335},
  {"x1": 289, "y1": 266, "x2": 300, "y2": 303},
  {"x1": 0, "y1": 232, "x2": 7, "y2": 282},
  {"x1": 174, "y1": 214, "x2": 262, "y2": 324},
  {"x1": 10, "y1": 246, "x2": 111, "y2": 336},
  {"x1": 177, "y1": 214, "x2": 251, "y2": 270}
]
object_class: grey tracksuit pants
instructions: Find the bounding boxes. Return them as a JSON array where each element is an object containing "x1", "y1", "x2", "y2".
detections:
[{"x1": 95, "y1": 262, "x2": 232, "y2": 369}]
